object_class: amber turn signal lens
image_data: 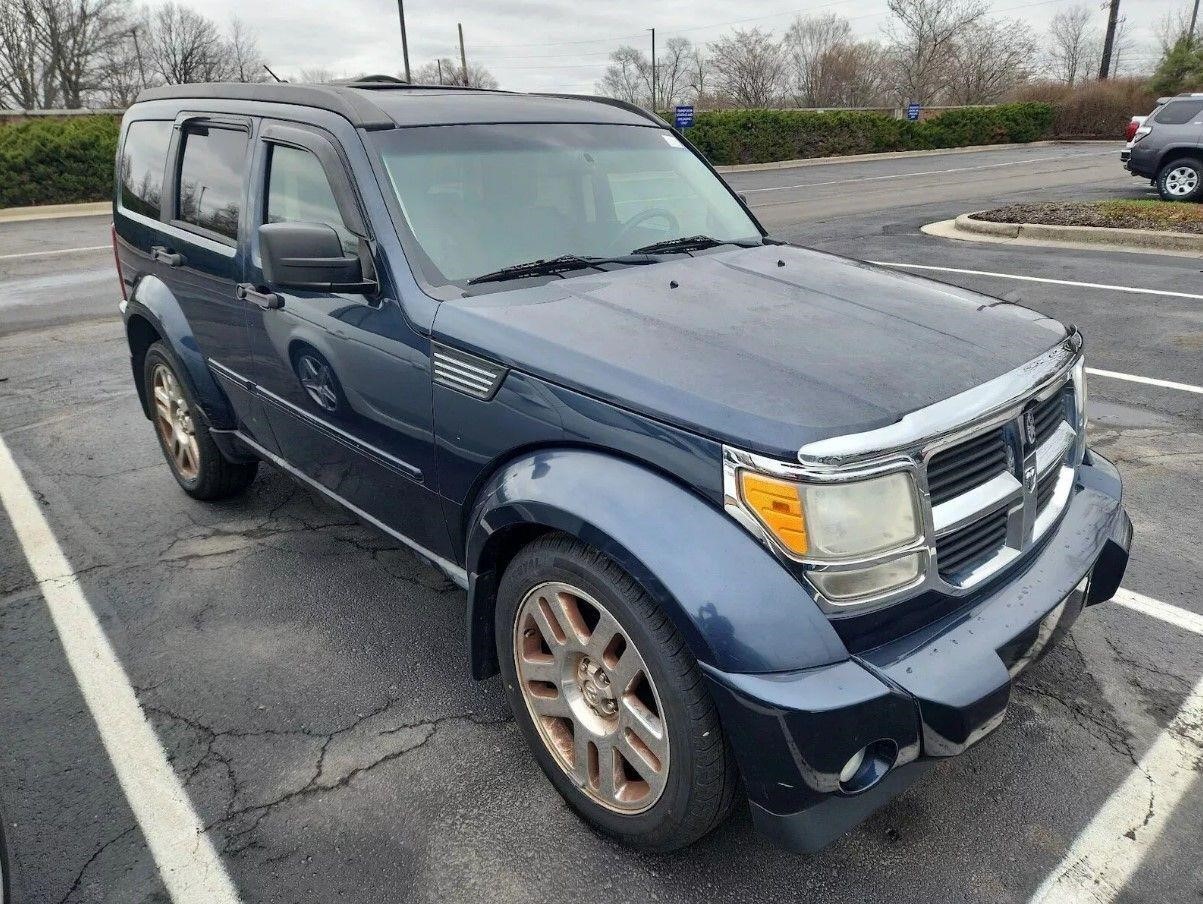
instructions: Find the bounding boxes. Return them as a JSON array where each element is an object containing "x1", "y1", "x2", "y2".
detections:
[{"x1": 739, "y1": 471, "x2": 809, "y2": 555}]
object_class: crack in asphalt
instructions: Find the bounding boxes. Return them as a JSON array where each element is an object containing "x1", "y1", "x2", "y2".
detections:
[{"x1": 54, "y1": 825, "x2": 138, "y2": 904}]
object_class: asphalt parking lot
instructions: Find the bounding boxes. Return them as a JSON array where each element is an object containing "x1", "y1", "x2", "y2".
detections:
[{"x1": 1, "y1": 140, "x2": 1200, "y2": 903}]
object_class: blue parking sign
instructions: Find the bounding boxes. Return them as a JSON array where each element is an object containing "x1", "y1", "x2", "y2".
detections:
[
  {"x1": 906, "y1": 102, "x2": 921, "y2": 121},
  {"x1": 674, "y1": 105, "x2": 695, "y2": 129}
]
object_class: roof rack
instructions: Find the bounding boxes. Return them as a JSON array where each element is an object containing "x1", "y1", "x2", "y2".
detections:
[{"x1": 329, "y1": 74, "x2": 409, "y2": 88}]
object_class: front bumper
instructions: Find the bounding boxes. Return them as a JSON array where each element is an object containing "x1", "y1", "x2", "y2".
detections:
[{"x1": 704, "y1": 450, "x2": 1131, "y2": 852}]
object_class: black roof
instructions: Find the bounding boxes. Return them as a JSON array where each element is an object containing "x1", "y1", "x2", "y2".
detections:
[{"x1": 133, "y1": 80, "x2": 661, "y2": 130}]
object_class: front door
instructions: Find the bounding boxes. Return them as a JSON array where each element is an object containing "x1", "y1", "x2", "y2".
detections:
[{"x1": 238, "y1": 122, "x2": 449, "y2": 560}]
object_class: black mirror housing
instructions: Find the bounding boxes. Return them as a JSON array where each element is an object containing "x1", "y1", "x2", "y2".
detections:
[{"x1": 259, "y1": 221, "x2": 375, "y2": 293}]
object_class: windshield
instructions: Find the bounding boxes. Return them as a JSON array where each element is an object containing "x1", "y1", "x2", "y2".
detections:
[{"x1": 373, "y1": 123, "x2": 761, "y2": 286}]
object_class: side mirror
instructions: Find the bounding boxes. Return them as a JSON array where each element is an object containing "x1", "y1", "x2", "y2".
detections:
[{"x1": 259, "y1": 221, "x2": 376, "y2": 293}]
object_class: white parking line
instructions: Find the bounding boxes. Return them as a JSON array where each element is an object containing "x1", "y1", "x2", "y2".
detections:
[
  {"x1": 871, "y1": 261, "x2": 1203, "y2": 301},
  {"x1": 1031, "y1": 590, "x2": 1203, "y2": 903},
  {"x1": 1086, "y1": 367, "x2": 1203, "y2": 396},
  {"x1": 1112, "y1": 588, "x2": 1203, "y2": 635},
  {"x1": 0, "y1": 434, "x2": 241, "y2": 904},
  {"x1": 742, "y1": 150, "x2": 1113, "y2": 193},
  {"x1": 0, "y1": 244, "x2": 109, "y2": 261}
]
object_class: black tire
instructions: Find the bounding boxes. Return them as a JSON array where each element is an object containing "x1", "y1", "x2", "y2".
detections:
[
  {"x1": 1156, "y1": 157, "x2": 1203, "y2": 202},
  {"x1": 496, "y1": 534, "x2": 739, "y2": 851},
  {"x1": 143, "y1": 342, "x2": 257, "y2": 500}
]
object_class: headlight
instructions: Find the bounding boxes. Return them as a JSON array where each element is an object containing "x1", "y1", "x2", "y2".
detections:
[
  {"x1": 1072, "y1": 357, "x2": 1087, "y2": 462},
  {"x1": 736, "y1": 468, "x2": 923, "y2": 602}
]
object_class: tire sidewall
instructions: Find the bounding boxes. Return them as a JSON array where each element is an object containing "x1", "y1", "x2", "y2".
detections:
[
  {"x1": 496, "y1": 541, "x2": 707, "y2": 847},
  {"x1": 143, "y1": 342, "x2": 208, "y2": 494},
  {"x1": 1158, "y1": 158, "x2": 1203, "y2": 202}
]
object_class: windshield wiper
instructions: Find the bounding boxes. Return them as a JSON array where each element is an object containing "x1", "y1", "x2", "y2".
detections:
[
  {"x1": 466, "y1": 254, "x2": 652, "y2": 286},
  {"x1": 629, "y1": 235, "x2": 763, "y2": 256}
]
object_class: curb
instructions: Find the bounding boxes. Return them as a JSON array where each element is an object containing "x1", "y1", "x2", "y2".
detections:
[
  {"x1": 921, "y1": 213, "x2": 1203, "y2": 258},
  {"x1": 714, "y1": 140, "x2": 1118, "y2": 173},
  {"x1": 0, "y1": 201, "x2": 110, "y2": 223}
]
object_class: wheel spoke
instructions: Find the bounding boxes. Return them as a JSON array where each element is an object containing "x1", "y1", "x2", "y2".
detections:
[
  {"x1": 621, "y1": 695, "x2": 668, "y2": 764},
  {"x1": 527, "y1": 689, "x2": 572, "y2": 720},
  {"x1": 609, "y1": 646, "x2": 643, "y2": 695},
  {"x1": 571, "y1": 728, "x2": 592, "y2": 785},
  {"x1": 530, "y1": 597, "x2": 568, "y2": 651},
  {"x1": 517, "y1": 651, "x2": 558, "y2": 684},
  {"x1": 548, "y1": 591, "x2": 591, "y2": 648},
  {"x1": 594, "y1": 736, "x2": 619, "y2": 799}
]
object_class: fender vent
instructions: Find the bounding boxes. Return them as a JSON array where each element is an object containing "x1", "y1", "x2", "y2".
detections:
[{"x1": 432, "y1": 344, "x2": 505, "y2": 400}]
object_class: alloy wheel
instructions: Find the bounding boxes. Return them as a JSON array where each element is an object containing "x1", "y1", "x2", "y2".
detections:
[
  {"x1": 297, "y1": 354, "x2": 339, "y2": 412},
  {"x1": 151, "y1": 363, "x2": 200, "y2": 481},
  {"x1": 1165, "y1": 165, "x2": 1199, "y2": 197},
  {"x1": 512, "y1": 581, "x2": 670, "y2": 814}
]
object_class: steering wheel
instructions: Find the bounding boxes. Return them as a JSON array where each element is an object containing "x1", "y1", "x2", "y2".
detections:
[{"x1": 612, "y1": 207, "x2": 680, "y2": 253}]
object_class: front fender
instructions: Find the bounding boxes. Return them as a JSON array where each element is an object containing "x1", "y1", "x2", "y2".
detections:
[
  {"x1": 465, "y1": 449, "x2": 847, "y2": 678},
  {"x1": 126, "y1": 277, "x2": 235, "y2": 428}
]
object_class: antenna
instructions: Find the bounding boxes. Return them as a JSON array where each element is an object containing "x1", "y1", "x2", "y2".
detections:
[{"x1": 263, "y1": 64, "x2": 286, "y2": 83}]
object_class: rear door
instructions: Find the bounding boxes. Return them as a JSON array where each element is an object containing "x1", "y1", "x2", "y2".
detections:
[
  {"x1": 239, "y1": 122, "x2": 448, "y2": 557},
  {"x1": 161, "y1": 113, "x2": 278, "y2": 449}
]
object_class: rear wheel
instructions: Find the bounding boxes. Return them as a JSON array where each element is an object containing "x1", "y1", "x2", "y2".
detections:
[
  {"x1": 496, "y1": 534, "x2": 739, "y2": 851},
  {"x1": 143, "y1": 342, "x2": 257, "y2": 500},
  {"x1": 1156, "y1": 158, "x2": 1203, "y2": 202}
]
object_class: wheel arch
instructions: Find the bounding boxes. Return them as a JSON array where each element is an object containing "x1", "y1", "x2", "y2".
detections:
[
  {"x1": 124, "y1": 278, "x2": 236, "y2": 429},
  {"x1": 1157, "y1": 146, "x2": 1203, "y2": 172},
  {"x1": 464, "y1": 447, "x2": 847, "y2": 680}
]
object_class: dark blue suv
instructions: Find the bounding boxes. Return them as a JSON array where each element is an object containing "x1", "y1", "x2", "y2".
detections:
[{"x1": 112, "y1": 78, "x2": 1132, "y2": 853}]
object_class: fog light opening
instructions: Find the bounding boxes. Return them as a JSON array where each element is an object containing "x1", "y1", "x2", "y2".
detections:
[{"x1": 837, "y1": 740, "x2": 897, "y2": 794}]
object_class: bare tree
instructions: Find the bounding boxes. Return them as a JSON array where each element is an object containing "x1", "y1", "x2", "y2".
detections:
[
  {"x1": 1046, "y1": 4, "x2": 1099, "y2": 85},
  {"x1": 945, "y1": 19, "x2": 1036, "y2": 103},
  {"x1": 146, "y1": 2, "x2": 234, "y2": 84},
  {"x1": 26, "y1": 0, "x2": 128, "y2": 107},
  {"x1": 784, "y1": 13, "x2": 851, "y2": 106},
  {"x1": 1106, "y1": 16, "x2": 1136, "y2": 77},
  {"x1": 597, "y1": 45, "x2": 648, "y2": 106},
  {"x1": 297, "y1": 66, "x2": 340, "y2": 84},
  {"x1": 684, "y1": 46, "x2": 709, "y2": 103},
  {"x1": 708, "y1": 28, "x2": 787, "y2": 108},
  {"x1": 413, "y1": 57, "x2": 496, "y2": 88},
  {"x1": 655, "y1": 36, "x2": 692, "y2": 108},
  {"x1": 94, "y1": 23, "x2": 146, "y2": 106},
  {"x1": 1154, "y1": 5, "x2": 1197, "y2": 54},
  {"x1": 885, "y1": 0, "x2": 986, "y2": 104},
  {"x1": 225, "y1": 17, "x2": 264, "y2": 83},
  {"x1": 0, "y1": 0, "x2": 53, "y2": 108}
]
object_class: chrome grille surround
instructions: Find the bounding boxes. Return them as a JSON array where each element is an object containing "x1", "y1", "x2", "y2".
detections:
[{"x1": 722, "y1": 332, "x2": 1086, "y2": 617}]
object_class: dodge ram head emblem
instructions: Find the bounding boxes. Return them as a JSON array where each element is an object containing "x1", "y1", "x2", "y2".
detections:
[
  {"x1": 1024, "y1": 464, "x2": 1038, "y2": 494},
  {"x1": 1023, "y1": 409, "x2": 1038, "y2": 446}
]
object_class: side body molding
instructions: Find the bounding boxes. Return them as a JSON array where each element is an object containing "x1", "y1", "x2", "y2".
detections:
[
  {"x1": 464, "y1": 449, "x2": 848, "y2": 678},
  {"x1": 126, "y1": 276, "x2": 237, "y2": 428}
]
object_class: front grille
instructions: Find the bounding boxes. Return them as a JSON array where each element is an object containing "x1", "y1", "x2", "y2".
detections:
[
  {"x1": 937, "y1": 506, "x2": 1009, "y2": 580},
  {"x1": 1035, "y1": 466, "x2": 1060, "y2": 512},
  {"x1": 1030, "y1": 392, "x2": 1066, "y2": 448},
  {"x1": 926, "y1": 426, "x2": 1009, "y2": 506}
]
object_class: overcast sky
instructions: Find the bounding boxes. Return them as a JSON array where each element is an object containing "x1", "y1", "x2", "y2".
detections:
[{"x1": 180, "y1": 0, "x2": 1183, "y2": 92}]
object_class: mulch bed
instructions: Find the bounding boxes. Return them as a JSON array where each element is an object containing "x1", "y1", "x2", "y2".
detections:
[{"x1": 972, "y1": 201, "x2": 1203, "y2": 235}]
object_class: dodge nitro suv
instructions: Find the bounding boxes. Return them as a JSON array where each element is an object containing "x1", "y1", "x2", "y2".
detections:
[{"x1": 112, "y1": 77, "x2": 1132, "y2": 853}]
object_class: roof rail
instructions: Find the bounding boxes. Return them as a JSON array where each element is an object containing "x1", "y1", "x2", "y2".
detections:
[
  {"x1": 533, "y1": 93, "x2": 668, "y2": 128},
  {"x1": 330, "y1": 74, "x2": 409, "y2": 88}
]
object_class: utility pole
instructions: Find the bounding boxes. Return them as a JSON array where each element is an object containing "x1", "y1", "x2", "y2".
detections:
[
  {"x1": 649, "y1": 27, "x2": 656, "y2": 113},
  {"x1": 1190, "y1": 0, "x2": 1201, "y2": 48},
  {"x1": 129, "y1": 25, "x2": 146, "y2": 90},
  {"x1": 396, "y1": 0, "x2": 411, "y2": 82},
  {"x1": 458, "y1": 23, "x2": 469, "y2": 87},
  {"x1": 437, "y1": 59, "x2": 443, "y2": 85},
  {"x1": 1098, "y1": 0, "x2": 1121, "y2": 80}
]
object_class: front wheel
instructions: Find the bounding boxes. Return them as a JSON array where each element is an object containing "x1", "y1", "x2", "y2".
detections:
[
  {"x1": 1156, "y1": 158, "x2": 1203, "y2": 202},
  {"x1": 496, "y1": 534, "x2": 739, "y2": 851},
  {"x1": 143, "y1": 342, "x2": 257, "y2": 500}
]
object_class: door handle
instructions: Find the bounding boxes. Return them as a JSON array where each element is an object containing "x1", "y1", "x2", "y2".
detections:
[
  {"x1": 236, "y1": 283, "x2": 284, "y2": 310},
  {"x1": 150, "y1": 245, "x2": 184, "y2": 267}
]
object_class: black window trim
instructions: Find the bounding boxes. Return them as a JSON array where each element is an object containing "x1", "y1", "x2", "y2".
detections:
[
  {"x1": 1154, "y1": 99, "x2": 1203, "y2": 125},
  {"x1": 167, "y1": 112, "x2": 254, "y2": 248}
]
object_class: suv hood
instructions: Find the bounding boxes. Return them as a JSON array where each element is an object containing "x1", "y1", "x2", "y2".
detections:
[{"x1": 433, "y1": 244, "x2": 1067, "y2": 460}]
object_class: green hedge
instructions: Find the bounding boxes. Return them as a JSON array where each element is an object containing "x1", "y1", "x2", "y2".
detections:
[
  {"x1": 686, "y1": 103, "x2": 1054, "y2": 166},
  {"x1": 0, "y1": 104, "x2": 1054, "y2": 207},
  {"x1": 0, "y1": 116, "x2": 119, "y2": 208}
]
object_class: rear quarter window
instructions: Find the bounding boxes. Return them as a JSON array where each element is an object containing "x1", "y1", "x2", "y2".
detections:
[
  {"x1": 1153, "y1": 100, "x2": 1203, "y2": 125},
  {"x1": 118, "y1": 121, "x2": 172, "y2": 218},
  {"x1": 176, "y1": 126, "x2": 249, "y2": 241}
]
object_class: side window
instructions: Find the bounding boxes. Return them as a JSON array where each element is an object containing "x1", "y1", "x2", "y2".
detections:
[
  {"x1": 176, "y1": 125, "x2": 248, "y2": 241},
  {"x1": 1154, "y1": 100, "x2": 1203, "y2": 125},
  {"x1": 265, "y1": 144, "x2": 357, "y2": 253},
  {"x1": 119, "y1": 121, "x2": 172, "y2": 218}
]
